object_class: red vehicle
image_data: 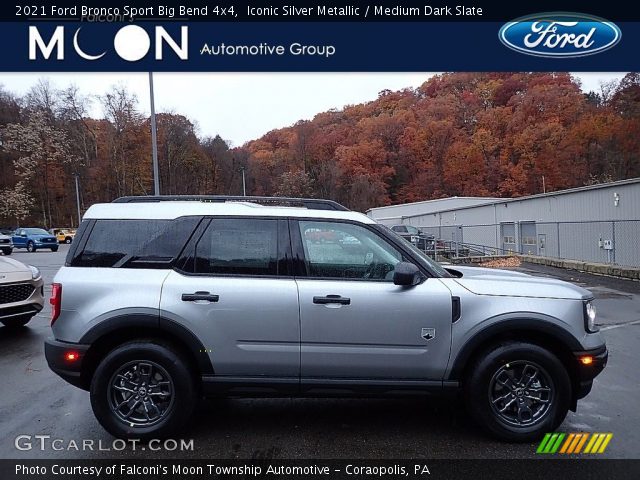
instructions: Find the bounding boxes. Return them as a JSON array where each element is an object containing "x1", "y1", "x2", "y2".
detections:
[{"x1": 304, "y1": 228, "x2": 338, "y2": 243}]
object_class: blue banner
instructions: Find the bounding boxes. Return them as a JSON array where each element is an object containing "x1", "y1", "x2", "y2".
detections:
[{"x1": 2, "y1": 21, "x2": 637, "y2": 71}]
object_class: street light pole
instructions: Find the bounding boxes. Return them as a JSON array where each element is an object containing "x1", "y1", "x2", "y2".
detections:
[
  {"x1": 149, "y1": 72, "x2": 160, "y2": 196},
  {"x1": 72, "y1": 172, "x2": 81, "y2": 227},
  {"x1": 240, "y1": 166, "x2": 247, "y2": 196}
]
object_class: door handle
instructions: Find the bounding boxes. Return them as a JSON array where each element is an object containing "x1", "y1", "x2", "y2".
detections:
[
  {"x1": 181, "y1": 291, "x2": 219, "y2": 302},
  {"x1": 313, "y1": 295, "x2": 351, "y2": 305}
]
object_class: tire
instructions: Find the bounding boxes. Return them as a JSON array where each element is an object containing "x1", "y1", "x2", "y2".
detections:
[
  {"x1": 90, "y1": 339, "x2": 197, "y2": 440},
  {"x1": 1, "y1": 248, "x2": 11, "y2": 256},
  {"x1": 464, "y1": 341, "x2": 571, "y2": 442},
  {"x1": 51, "y1": 247, "x2": 58, "y2": 252},
  {"x1": 1, "y1": 316, "x2": 31, "y2": 327},
  {"x1": 65, "y1": 237, "x2": 72, "y2": 244},
  {"x1": 26, "y1": 241, "x2": 35, "y2": 252}
]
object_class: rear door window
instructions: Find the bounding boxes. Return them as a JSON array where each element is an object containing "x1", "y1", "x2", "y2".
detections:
[{"x1": 193, "y1": 218, "x2": 280, "y2": 276}]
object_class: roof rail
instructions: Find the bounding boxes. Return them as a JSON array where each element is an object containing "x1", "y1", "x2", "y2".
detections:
[{"x1": 112, "y1": 195, "x2": 350, "y2": 211}]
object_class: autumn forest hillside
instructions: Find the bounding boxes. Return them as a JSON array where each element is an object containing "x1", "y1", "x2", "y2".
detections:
[{"x1": 1, "y1": 72, "x2": 639, "y2": 226}]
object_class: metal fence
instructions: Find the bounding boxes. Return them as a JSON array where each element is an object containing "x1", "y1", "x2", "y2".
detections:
[{"x1": 415, "y1": 220, "x2": 640, "y2": 268}]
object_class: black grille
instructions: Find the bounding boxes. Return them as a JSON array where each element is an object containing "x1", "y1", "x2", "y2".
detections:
[
  {"x1": 42, "y1": 238, "x2": 55, "y2": 243},
  {"x1": 0, "y1": 283, "x2": 35, "y2": 305}
]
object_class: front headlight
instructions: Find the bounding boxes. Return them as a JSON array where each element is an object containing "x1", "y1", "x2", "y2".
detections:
[
  {"x1": 584, "y1": 300, "x2": 598, "y2": 333},
  {"x1": 28, "y1": 265, "x2": 41, "y2": 280}
]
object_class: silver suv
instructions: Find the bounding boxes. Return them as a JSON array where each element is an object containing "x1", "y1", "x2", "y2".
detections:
[{"x1": 45, "y1": 196, "x2": 607, "y2": 442}]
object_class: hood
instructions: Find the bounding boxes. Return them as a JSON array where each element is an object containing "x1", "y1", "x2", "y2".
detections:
[
  {"x1": 0, "y1": 257, "x2": 32, "y2": 283},
  {"x1": 451, "y1": 266, "x2": 592, "y2": 300},
  {"x1": 0, "y1": 257, "x2": 30, "y2": 273}
]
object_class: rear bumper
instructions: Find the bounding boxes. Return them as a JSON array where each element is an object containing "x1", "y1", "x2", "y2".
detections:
[
  {"x1": 44, "y1": 338, "x2": 90, "y2": 389},
  {"x1": 574, "y1": 345, "x2": 608, "y2": 399}
]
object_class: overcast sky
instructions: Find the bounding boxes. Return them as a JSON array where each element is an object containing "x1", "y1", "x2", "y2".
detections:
[{"x1": 0, "y1": 72, "x2": 627, "y2": 147}]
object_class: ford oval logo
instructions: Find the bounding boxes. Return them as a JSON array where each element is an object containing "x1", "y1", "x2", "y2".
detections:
[{"x1": 499, "y1": 13, "x2": 621, "y2": 58}]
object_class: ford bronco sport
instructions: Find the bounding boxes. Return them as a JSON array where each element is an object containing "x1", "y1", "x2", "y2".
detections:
[{"x1": 44, "y1": 196, "x2": 607, "y2": 441}]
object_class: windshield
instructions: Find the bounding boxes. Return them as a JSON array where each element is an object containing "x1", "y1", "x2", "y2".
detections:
[
  {"x1": 406, "y1": 226, "x2": 420, "y2": 234},
  {"x1": 25, "y1": 228, "x2": 50, "y2": 235},
  {"x1": 379, "y1": 226, "x2": 452, "y2": 278}
]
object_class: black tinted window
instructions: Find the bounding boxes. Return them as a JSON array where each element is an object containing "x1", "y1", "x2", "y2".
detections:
[
  {"x1": 71, "y1": 217, "x2": 199, "y2": 268},
  {"x1": 194, "y1": 219, "x2": 279, "y2": 275}
]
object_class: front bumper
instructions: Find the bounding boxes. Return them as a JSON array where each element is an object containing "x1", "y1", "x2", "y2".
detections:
[
  {"x1": 44, "y1": 338, "x2": 90, "y2": 389},
  {"x1": 573, "y1": 345, "x2": 608, "y2": 399},
  {"x1": 0, "y1": 280, "x2": 44, "y2": 321}
]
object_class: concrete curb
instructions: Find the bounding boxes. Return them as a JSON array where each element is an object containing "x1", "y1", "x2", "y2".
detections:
[
  {"x1": 519, "y1": 255, "x2": 640, "y2": 280},
  {"x1": 451, "y1": 254, "x2": 640, "y2": 280}
]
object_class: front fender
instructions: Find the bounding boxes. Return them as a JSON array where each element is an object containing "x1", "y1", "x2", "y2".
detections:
[{"x1": 446, "y1": 313, "x2": 584, "y2": 380}]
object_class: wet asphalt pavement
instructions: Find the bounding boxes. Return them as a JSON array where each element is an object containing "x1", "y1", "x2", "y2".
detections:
[{"x1": 0, "y1": 246, "x2": 638, "y2": 459}]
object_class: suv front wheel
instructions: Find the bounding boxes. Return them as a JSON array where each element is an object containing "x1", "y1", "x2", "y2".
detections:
[
  {"x1": 465, "y1": 341, "x2": 571, "y2": 442},
  {"x1": 90, "y1": 340, "x2": 197, "y2": 440}
]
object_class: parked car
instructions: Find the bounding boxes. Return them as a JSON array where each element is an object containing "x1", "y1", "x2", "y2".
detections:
[
  {"x1": 45, "y1": 195, "x2": 606, "y2": 442},
  {"x1": 390, "y1": 224, "x2": 435, "y2": 251},
  {"x1": 0, "y1": 257, "x2": 44, "y2": 327},
  {"x1": 305, "y1": 227, "x2": 338, "y2": 243},
  {"x1": 12, "y1": 228, "x2": 59, "y2": 252},
  {"x1": 50, "y1": 228, "x2": 76, "y2": 244},
  {"x1": 0, "y1": 233, "x2": 13, "y2": 255}
]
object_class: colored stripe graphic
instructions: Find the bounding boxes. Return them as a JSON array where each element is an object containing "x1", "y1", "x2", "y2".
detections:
[
  {"x1": 584, "y1": 433, "x2": 599, "y2": 453},
  {"x1": 537, "y1": 433, "x2": 613, "y2": 454},
  {"x1": 550, "y1": 433, "x2": 565, "y2": 453},
  {"x1": 598, "y1": 433, "x2": 613, "y2": 453},
  {"x1": 573, "y1": 433, "x2": 589, "y2": 453},
  {"x1": 559, "y1": 433, "x2": 575, "y2": 453},
  {"x1": 536, "y1": 433, "x2": 552, "y2": 454}
]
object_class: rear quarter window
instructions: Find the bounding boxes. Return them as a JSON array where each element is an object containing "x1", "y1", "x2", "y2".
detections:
[{"x1": 69, "y1": 217, "x2": 200, "y2": 268}]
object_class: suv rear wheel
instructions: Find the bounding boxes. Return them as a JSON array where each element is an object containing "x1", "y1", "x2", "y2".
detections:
[
  {"x1": 465, "y1": 341, "x2": 571, "y2": 442},
  {"x1": 90, "y1": 340, "x2": 197, "y2": 439}
]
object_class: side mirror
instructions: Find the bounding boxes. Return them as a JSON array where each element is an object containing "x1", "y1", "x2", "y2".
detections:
[{"x1": 393, "y1": 262, "x2": 424, "y2": 286}]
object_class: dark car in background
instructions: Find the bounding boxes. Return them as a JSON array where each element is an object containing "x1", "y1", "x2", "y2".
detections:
[
  {"x1": 390, "y1": 225, "x2": 434, "y2": 251},
  {"x1": 12, "y1": 228, "x2": 59, "y2": 252}
]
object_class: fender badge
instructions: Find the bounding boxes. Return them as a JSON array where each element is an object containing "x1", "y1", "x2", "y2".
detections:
[{"x1": 421, "y1": 328, "x2": 436, "y2": 341}]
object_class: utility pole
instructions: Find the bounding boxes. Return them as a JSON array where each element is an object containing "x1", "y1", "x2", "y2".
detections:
[
  {"x1": 149, "y1": 72, "x2": 160, "y2": 195},
  {"x1": 240, "y1": 166, "x2": 247, "y2": 196},
  {"x1": 72, "y1": 172, "x2": 81, "y2": 227},
  {"x1": 542, "y1": 175, "x2": 546, "y2": 194}
]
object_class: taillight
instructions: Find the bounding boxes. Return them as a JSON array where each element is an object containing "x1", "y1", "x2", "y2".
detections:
[{"x1": 50, "y1": 283, "x2": 62, "y2": 325}]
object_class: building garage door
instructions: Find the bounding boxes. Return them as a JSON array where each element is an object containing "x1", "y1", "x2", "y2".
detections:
[
  {"x1": 520, "y1": 222, "x2": 537, "y2": 255},
  {"x1": 501, "y1": 223, "x2": 516, "y2": 253}
]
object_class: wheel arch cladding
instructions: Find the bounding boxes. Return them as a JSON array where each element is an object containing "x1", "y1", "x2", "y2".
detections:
[
  {"x1": 78, "y1": 314, "x2": 214, "y2": 389},
  {"x1": 448, "y1": 318, "x2": 582, "y2": 387}
]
